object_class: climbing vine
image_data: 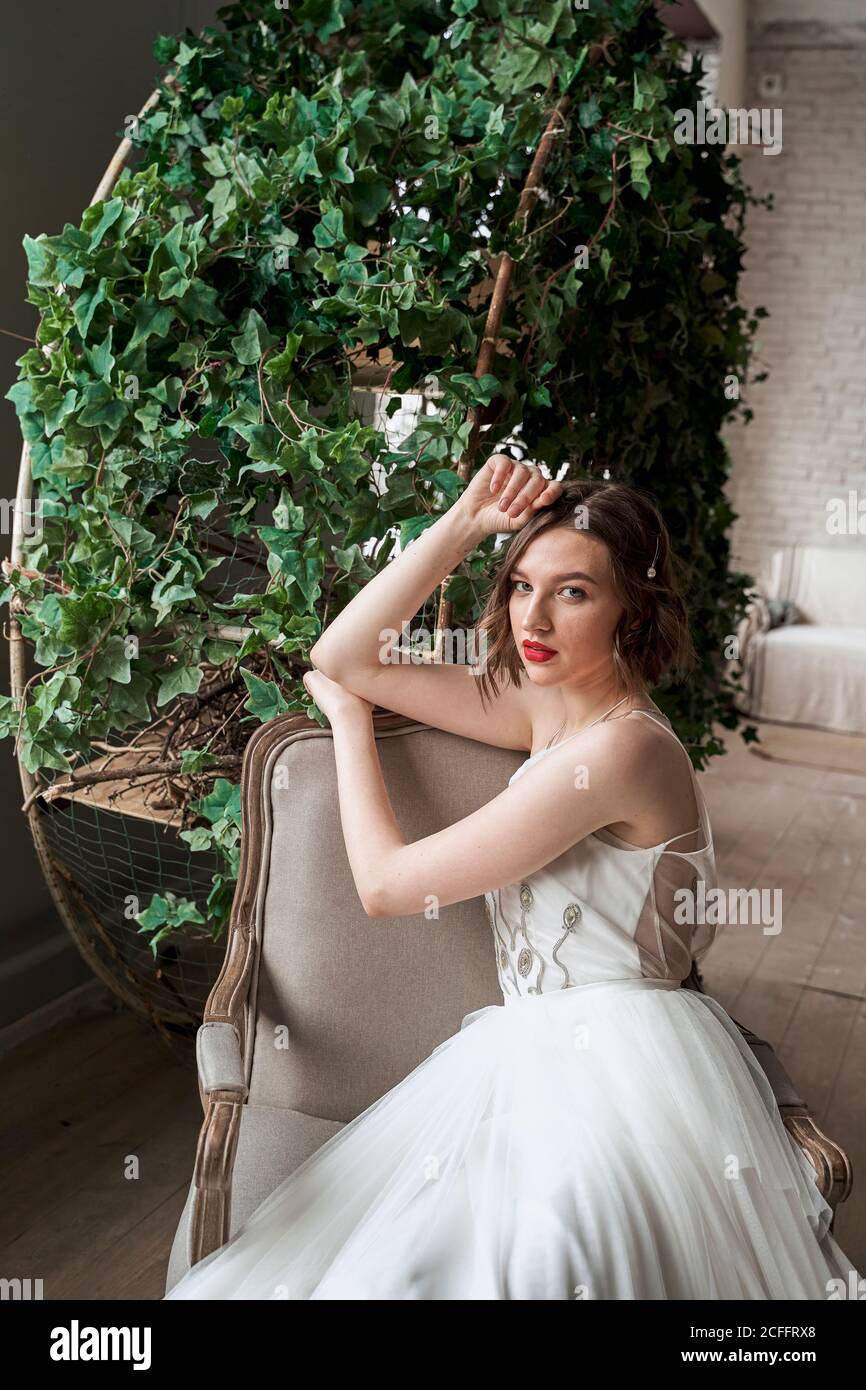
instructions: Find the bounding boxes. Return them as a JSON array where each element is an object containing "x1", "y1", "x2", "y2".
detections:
[{"x1": 2, "y1": 0, "x2": 765, "y2": 944}]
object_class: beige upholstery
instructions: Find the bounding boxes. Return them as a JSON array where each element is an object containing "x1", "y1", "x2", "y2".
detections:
[{"x1": 165, "y1": 714, "x2": 852, "y2": 1293}]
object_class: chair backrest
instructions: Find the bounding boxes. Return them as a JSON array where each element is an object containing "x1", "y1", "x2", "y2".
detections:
[
  {"x1": 762, "y1": 543, "x2": 866, "y2": 627},
  {"x1": 238, "y1": 716, "x2": 525, "y2": 1123}
]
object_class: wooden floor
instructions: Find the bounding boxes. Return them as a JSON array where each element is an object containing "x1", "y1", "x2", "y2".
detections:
[
  {"x1": 2, "y1": 722, "x2": 864, "y2": 1298},
  {"x1": 698, "y1": 725, "x2": 866, "y2": 1275},
  {"x1": 0, "y1": 1001, "x2": 200, "y2": 1299}
]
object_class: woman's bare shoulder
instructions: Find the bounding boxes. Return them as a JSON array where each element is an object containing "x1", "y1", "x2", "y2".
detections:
[{"x1": 596, "y1": 708, "x2": 700, "y2": 845}]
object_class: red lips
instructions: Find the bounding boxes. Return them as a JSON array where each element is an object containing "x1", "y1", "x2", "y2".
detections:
[{"x1": 523, "y1": 640, "x2": 557, "y2": 663}]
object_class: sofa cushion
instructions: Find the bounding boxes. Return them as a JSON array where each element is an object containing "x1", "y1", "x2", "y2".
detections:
[{"x1": 748, "y1": 623, "x2": 866, "y2": 735}]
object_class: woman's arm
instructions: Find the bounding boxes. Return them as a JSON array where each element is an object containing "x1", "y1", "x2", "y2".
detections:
[
  {"x1": 309, "y1": 456, "x2": 562, "y2": 751},
  {"x1": 307, "y1": 672, "x2": 657, "y2": 918},
  {"x1": 311, "y1": 503, "x2": 483, "y2": 677}
]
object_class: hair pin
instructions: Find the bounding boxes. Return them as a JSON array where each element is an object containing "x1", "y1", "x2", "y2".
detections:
[{"x1": 647, "y1": 536, "x2": 660, "y2": 579}]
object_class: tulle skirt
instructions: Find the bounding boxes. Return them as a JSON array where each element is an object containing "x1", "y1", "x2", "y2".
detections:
[{"x1": 164, "y1": 977, "x2": 860, "y2": 1300}]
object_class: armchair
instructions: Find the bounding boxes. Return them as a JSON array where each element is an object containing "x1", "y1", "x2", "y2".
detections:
[{"x1": 166, "y1": 713, "x2": 853, "y2": 1292}]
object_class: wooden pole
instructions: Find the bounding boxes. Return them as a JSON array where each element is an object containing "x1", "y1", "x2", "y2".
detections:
[{"x1": 434, "y1": 95, "x2": 571, "y2": 652}]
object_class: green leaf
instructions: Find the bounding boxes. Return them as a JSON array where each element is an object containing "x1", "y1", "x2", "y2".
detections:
[
  {"x1": 135, "y1": 892, "x2": 207, "y2": 956},
  {"x1": 578, "y1": 96, "x2": 601, "y2": 128},
  {"x1": 352, "y1": 169, "x2": 393, "y2": 224},
  {"x1": 23, "y1": 234, "x2": 56, "y2": 288},
  {"x1": 332, "y1": 147, "x2": 355, "y2": 184},
  {"x1": 231, "y1": 308, "x2": 279, "y2": 365},
  {"x1": 176, "y1": 278, "x2": 226, "y2": 324},
  {"x1": 313, "y1": 206, "x2": 347, "y2": 249},
  {"x1": 629, "y1": 142, "x2": 652, "y2": 200},
  {"x1": 263, "y1": 332, "x2": 303, "y2": 385},
  {"x1": 240, "y1": 668, "x2": 289, "y2": 723},
  {"x1": 90, "y1": 635, "x2": 132, "y2": 684},
  {"x1": 156, "y1": 663, "x2": 204, "y2": 707},
  {"x1": 136, "y1": 892, "x2": 205, "y2": 931},
  {"x1": 87, "y1": 197, "x2": 125, "y2": 250},
  {"x1": 127, "y1": 297, "x2": 174, "y2": 352},
  {"x1": 400, "y1": 514, "x2": 436, "y2": 546},
  {"x1": 262, "y1": 533, "x2": 323, "y2": 604},
  {"x1": 73, "y1": 277, "x2": 109, "y2": 338},
  {"x1": 188, "y1": 490, "x2": 220, "y2": 518},
  {"x1": 151, "y1": 559, "x2": 199, "y2": 613},
  {"x1": 56, "y1": 592, "x2": 116, "y2": 651},
  {"x1": 608, "y1": 279, "x2": 632, "y2": 302},
  {"x1": 40, "y1": 387, "x2": 78, "y2": 436},
  {"x1": 292, "y1": 136, "x2": 322, "y2": 182},
  {"x1": 332, "y1": 543, "x2": 376, "y2": 581},
  {"x1": 700, "y1": 271, "x2": 728, "y2": 295},
  {"x1": 206, "y1": 178, "x2": 237, "y2": 226},
  {"x1": 528, "y1": 382, "x2": 552, "y2": 407},
  {"x1": 194, "y1": 777, "x2": 242, "y2": 827}
]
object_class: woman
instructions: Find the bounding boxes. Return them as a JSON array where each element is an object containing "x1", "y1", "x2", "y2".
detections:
[{"x1": 165, "y1": 456, "x2": 860, "y2": 1300}]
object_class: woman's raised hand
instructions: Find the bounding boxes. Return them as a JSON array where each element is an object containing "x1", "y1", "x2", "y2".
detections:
[{"x1": 457, "y1": 454, "x2": 563, "y2": 538}]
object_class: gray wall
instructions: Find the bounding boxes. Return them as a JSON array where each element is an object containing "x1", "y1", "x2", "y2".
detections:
[{"x1": 0, "y1": 1, "x2": 223, "y2": 1030}]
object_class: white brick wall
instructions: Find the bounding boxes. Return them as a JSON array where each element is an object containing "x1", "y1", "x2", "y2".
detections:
[{"x1": 723, "y1": 20, "x2": 866, "y2": 581}]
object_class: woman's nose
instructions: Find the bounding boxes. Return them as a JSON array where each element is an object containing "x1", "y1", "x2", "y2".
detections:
[{"x1": 524, "y1": 594, "x2": 551, "y2": 630}]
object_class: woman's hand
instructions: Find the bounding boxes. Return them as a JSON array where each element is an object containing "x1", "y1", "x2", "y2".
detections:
[
  {"x1": 303, "y1": 669, "x2": 374, "y2": 724},
  {"x1": 456, "y1": 454, "x2": 563, "y2": 539}
]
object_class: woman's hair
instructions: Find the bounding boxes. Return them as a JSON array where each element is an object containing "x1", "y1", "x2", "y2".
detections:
[{"x1": 475, "y1": 478, "x2": 697, "y2": 704}]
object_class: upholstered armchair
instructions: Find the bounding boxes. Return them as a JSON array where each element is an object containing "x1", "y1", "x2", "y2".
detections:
[{"x1": 165, "y1": 713, "x2": 853, "y2": 1292}]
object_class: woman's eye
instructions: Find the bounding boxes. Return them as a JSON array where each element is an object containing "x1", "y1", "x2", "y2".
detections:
[{"x1": 510, "y1": 580, "x2": 586, "y2": 599}]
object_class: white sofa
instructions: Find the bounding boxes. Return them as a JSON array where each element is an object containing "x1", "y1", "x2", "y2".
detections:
[{"x1": 734, "y1": 544, "x2": 866, "y2": 737}]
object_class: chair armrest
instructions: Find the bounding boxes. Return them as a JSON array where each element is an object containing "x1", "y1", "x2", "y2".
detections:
[
  {"x1": 197, "y1": 1022, "x2": 249, "y2": 1099},
  {"x1": 777, "y1": 1110, "x2": 854, "y2": 1215},
  {"x1": 189, "y1": 1088, "x2": 245, "y2": 1270},
  {"x1": 189, "y1": 927, "x2": 256, "y2": 1266},
  {"x1": 190, "y1": 1020, "x2": 249, "y2": 1270}
]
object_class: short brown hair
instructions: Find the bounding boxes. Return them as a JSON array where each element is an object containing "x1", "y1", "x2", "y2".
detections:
[{"x1": 475, "y1": 479, "x2": 696, "y2": 704}]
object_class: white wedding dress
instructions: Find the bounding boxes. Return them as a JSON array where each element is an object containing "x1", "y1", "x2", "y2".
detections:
[{"x1": 165, "y1": 709, "x2": 861, "y2": 1300}]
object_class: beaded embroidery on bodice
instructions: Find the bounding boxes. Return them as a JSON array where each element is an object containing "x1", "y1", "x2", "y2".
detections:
[{"x1": 483, "y1": 709, "x2": 717, "y2": 1000}]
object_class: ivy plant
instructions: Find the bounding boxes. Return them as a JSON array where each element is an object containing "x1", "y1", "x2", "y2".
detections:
[{"x1": 2, "y1": 0, "x2": 765, "y2": 947}]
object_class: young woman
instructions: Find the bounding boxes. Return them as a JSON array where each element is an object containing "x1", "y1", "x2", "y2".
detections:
[{"x1": 165, "y1": 457, "x2": 861, "y2": 1300}]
